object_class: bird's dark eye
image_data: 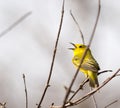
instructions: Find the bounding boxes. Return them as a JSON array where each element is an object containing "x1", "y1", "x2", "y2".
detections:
[
  {"x1": 79, "y1": 45, "x2": 82, "y2": 48},
  {"x1": 74, "y1": 57, "x2": 79, "y2": 61}
]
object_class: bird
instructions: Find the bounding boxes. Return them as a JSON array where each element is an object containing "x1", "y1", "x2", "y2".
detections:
[{"x1": 69, "y1": 43, "x2": 100, "y2": 88}]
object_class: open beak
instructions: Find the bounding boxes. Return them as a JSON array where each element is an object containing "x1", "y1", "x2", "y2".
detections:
[{"x1": 68, "y1": 42, "x2": 76, "y2": 50}]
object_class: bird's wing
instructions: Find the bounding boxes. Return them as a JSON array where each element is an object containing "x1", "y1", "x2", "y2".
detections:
[
  {"x1": 72, "y1": 55, "x2": 100, "y2": 72},
  {"x1": 81, "y1": 58, "x2": 100, "y2": 72}
]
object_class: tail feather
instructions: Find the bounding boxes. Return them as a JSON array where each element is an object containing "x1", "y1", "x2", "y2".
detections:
[{"x1": 87, "y1": 71, "x2": 99, "y2": 88}]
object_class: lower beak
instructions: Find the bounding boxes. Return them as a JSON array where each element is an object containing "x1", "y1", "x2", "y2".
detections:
[{"x1": 68, "y1": 48, "x2": 74, "y2": 50}]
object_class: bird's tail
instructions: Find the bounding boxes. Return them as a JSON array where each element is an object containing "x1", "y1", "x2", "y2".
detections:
[{"x1": 87, "y1": 71, "x2": 99, "y2": 88}]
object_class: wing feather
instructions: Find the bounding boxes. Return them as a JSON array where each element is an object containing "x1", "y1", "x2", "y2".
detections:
[{"x1": 72, "y1": 56, "x2": 100, "y2": 73}]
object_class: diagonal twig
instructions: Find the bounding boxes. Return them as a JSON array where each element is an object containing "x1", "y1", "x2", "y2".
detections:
[
  {"x1": 37, "y1": 0, "x2": 65, "y2": 108},
  {"x1": 67, "y1": 68, "x2": 120, "y2": 107},
  {"x1": 68, "y1": 70, "x2": 112, "y2": 102},
  {"x1": 23, "y1": 74, "x2": 28, "y2": 108},
  {"x1": 70, "y1": 10, "x2": 85, "y2": 44},
  {"x1": 88, "y1": 0, "x2": 101, "y2": 47},
  {"x1": 62, "y1": 0, "x2": 101, "y2": 107},
  {"x1": 68, "y1": 78, "x2": 88, "y2": 102},
  {"x1": 0, "y1": 11, "x2": 32, "y2": 38},
  {"x1": 50, "y1": 68, "x2": 120, "y2": 108},
  {"x1": 98, "y1": 70, "x2": 112, "y2": 75},
  {"x1": 104, "y1": 99, "x2": 118, "y2": 108}
]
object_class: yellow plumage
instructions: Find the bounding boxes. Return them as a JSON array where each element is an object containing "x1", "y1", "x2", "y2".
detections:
[{"x1": 70, "y1": 43, "x2": 100, "y2": 88}]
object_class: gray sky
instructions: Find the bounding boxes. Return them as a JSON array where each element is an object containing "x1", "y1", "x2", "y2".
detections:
[{"x1": 0, "y1": 0, "x2": 120, "y2": 108}]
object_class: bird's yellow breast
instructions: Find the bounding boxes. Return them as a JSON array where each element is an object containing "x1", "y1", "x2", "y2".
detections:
[{"x1": 72, "y1": 56, "x2": 89, "y2": 75}]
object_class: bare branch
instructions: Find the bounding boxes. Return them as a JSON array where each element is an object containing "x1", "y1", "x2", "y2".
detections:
[
  {"x1": 104, "y1": 100, "x2": 118, "y2": 108},
  {"x1": 64, "y1": 85, "x2": 75, "y2": 93},
  {"x1": 67, "y1": 70, "x2": 112, "y2": 102},
  {"x1": 62, "y1": 34, "x2": 90, "y2": 107},
  {"x1": 116, "y1": 74, "x2": 120, "y2": 76},
  {"x1": 66, "y1": 68, "x2": 120, "y2": 107},
  {"x1": 50, "y1": 105, "x2": 62, "y2": 108},
  {"x1": 62, "y1": 0, "x2": 101, "y2": 107},
  {"x1": 0, "y1": 102, "x2": 6, "y2": 108},
  {"x1": 98, "y1": 70, "x2": 113, "y2": 75},
  {"x1": 68, "y1": 78, "x2": 88, "y2": 102},
  {"x1": 23, "y1": 74, "x2": 28, "y2": 108},
  {"x1": 90, "y1": 87, "x2": 98, "y2": 108},
  {"x1": 88, "y1": 0, "x2": 101, "y2": 47},
  {"x1": 51, "y1": 68, "x2": 120, "y2": 108},
  {"x1": 37, "y1": 0, "x2": 65, "y2": 108},
  {"x1": 70, "y1": 10, "x2": 85, "y2": 44},
  {"x1": 0, "y1": 11, "x2": 32, "y2": 38}
]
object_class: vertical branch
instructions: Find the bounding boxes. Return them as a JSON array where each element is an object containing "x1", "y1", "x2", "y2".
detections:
[
  {"x1": 62, "y1": 0, "x2": 101, "y2": 107},
  {"x1": 37, "y1": 0, "x2": 65, "y2": 108},
  {"x1": 90, "y1": 87, "x2": 98, "y2": 108},
  {"x1": 68, "y1": 78, "x2": 88, "y2": 102},
  {"x1": 70, "y1": 10, "x2": 85, "y2": 44},
  {"x1": 84, "y1": 1, "x2": 101, "y2": 105},
  {"x1": 23, "y1": 74, "x2": 28, "y2": 108},
  {"x1": 88, "y1": 0, "x2": 101, "y2": 47},
  {"x1": 0, "y1": 11, "x2": 32, "y2": 38},
  {"x1": 50, "y1": 68, "x2": 120, "y2": 108}
]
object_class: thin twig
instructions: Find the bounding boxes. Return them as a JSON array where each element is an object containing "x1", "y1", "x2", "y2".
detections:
[
  {"x1": 90, "y1": 87, "x2": 98, "y2": 108},
  {"x1": 68, "y1": 78, "x2": 88, "y2": 102},
  {"x1": 62, "y1": 47, "x2": 89, "y2": 107},
  {"x1": 64, "y1": 86, "x2": 75, "y2": 93},
  {"x1": 70, "y1": 10, "x2": 85, "y2": 44},
  {"x1": 116, "y1": 74, "x2": 120, "y2": 76},
  {"x1": 98, "y1": 70, "x2": 112, "y2": 75},
  {"x1": 68, "y1": 70, "x2": 112, "y2": 102},
  {"x1": 0, "y1": 11, "x2": 32, "y2": 38},
  {"x1": 66, "y1": 68, "x2": 120, "y2": 107},
  {"x1": 88, "y1": 0, "x2": 101, "y2": 47},
  {"x1": 0, "y1": 102, "x2": 6, "y2": 108},
  {"x1": 62, "y1": 0, "x2": 101, "y2": 107},
  {"x1": 37, "y1": 0, "x2": 65, "y2": 108},
  {"x1": 62, "y1": 32, "x2": 91, "y2": 107},
  {"x1": 104, "y1": 100, "x2": 118, "y2": 108},
  {"x1": 50, "y1": 68, "x2": 120, "y2": 108},
  {"x1": 23, "y1": 74, "x2": 28, "y2": 108}
]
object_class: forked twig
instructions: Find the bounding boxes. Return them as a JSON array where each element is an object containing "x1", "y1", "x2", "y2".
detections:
[
  {"x1": 23, "y1": 74, "x2": 28, "y2": 108},
  {"x1": 62, "y1": 0, "x2": 101, "y2": 107},
  {"x1": 67, "y1": 69, "x2": 120, "y2": 107},
  {"x1": 68, "y1": 70, "x2": 112, "y2": 102},
  {"x1": 51, "y1": 68, "x2": 120, "y2": 108},
  {"x1": 0, "y1": 102, "x2": 6, "y2": 108},
  {"x1": 37, "y1": 0, "x2": 65, "y2": 108},
  {"x1": 0, "y1": 11, "x2": 32, "y2": 38},
  {"x1": 64, "y1": 86, "x2": 75, "y2": 93},
  {"x1": 68, "y1": 78, "x2": 88, "y2": 102},
  {"x1": 70, "y1": 10, "x2": 85, "y2": 44}
]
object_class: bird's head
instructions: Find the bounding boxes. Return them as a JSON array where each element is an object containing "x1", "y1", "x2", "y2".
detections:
[{"x1": 69, "y1": 42, "x2": 90, "y2": 56}]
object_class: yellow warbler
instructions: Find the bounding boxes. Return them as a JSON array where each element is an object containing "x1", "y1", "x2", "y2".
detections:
[{"x1": 69, "y1": 43, "x2": 100, "y2": 88}]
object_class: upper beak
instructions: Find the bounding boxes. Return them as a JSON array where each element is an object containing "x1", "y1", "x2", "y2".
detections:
[{"x1": 68, "y1": 42, "x2": 76, "y2": 50}]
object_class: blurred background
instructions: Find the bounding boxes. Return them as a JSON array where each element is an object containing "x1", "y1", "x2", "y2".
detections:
[{"x1": 0, "y1": 0, "x2": 120, "y2": 108}]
